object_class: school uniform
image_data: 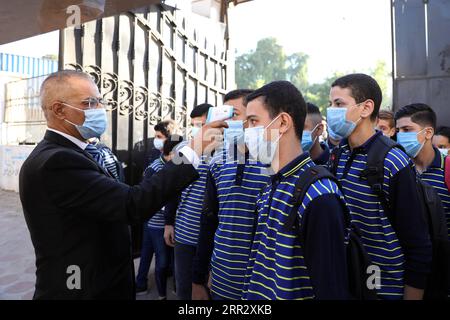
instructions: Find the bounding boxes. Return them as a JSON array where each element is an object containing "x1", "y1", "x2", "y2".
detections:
[
  {"x1": 242, "y1": 153, "x2": 349, "y2": 300},
  {"x1": 192, "y1": 145, "x2": 271, "y2": 300},
  {"x1": 332, "y1": 131, "x2": 432, "y2": 299},
  {"x1": 419, "y1": 147, "x2": 450, "y2": 239}
]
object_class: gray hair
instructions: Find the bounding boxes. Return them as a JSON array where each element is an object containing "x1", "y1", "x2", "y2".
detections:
[{"x1": 40, "y1": 70, "x2": 94, "y2": 111}]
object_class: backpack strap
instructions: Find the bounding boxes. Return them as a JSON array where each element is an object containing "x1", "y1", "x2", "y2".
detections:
[
  {"x1": 329, "y1": 146, "x2": 344, "y2": 175},
  {"x1": 284, "y1": 166, "x2": 340, "y2": 231},
  {"x1": 234, "y1": 149, "x2": 249, "y2": 186},
  {"x1": 445, "y1": 156, "x2": 450, "y2": 194},
  {"x1": 360, "y1": 135, "x2": 405, "y2": 223}
]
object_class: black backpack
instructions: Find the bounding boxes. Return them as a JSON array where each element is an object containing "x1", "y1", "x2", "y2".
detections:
[
  {"x1": 330, "y1": 135, "x2": 450, "y2": 300},
  {"x1": 283, "y1": 165, "x2": 378, "y2": 300}
]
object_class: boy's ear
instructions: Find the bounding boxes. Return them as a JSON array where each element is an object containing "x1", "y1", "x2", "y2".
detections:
[
  {"x1": 279, "y1": 112, "x2": 292, "y2": 134},
  {"x1": 360, "y1": 100, "x2": 375, "y2": 119}
]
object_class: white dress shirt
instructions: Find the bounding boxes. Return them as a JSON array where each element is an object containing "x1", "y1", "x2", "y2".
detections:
[{"x1": 47, "y1": 128, "x2": 88, "y2": 150}]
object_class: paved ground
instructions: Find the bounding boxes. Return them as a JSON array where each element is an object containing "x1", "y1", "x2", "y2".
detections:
[{"x1": 0, "y1": 189, "x2": 176, "y2": 300}]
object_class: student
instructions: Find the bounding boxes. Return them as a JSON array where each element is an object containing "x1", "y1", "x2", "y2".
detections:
[
  {"x1": 164, "y1": 104, "x2": 212, "y2": 300},
  {"x1": 240, "y1": 81, "x2": 349, "y2": 300},
  {"x1": 327, "y1": 73, "x2": 432, "y2": 300},
  {"x1": 191, "y1": 89, "x2": 271, "y2": 300},
  {"x1": 135, "y1": 134, "x2": 183, "y2": 298},
  {"x1": 395, "y1": 104, "x2": 450, "y2": 237},
  {"x1": 433, "y1": 126, "x2": 450, "y2": 156},
  {"x1": 303, "y1": 102, "x2": 329, "y2": 165},
  {"x1": 376, "y1": 110, "x2": 396, "y2": 138}
]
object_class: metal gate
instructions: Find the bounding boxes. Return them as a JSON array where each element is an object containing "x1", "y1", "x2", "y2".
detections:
[
  {"x1": 61, "y1": 4, "x2": 230, "y2": 184},
  {"x1": 392, "y1": 0, "x2": 450, "y2": 126}
]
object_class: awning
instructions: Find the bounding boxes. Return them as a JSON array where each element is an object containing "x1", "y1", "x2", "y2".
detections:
[{"x1": 0, "y1": 0, "x2": 163, "y2": 45}]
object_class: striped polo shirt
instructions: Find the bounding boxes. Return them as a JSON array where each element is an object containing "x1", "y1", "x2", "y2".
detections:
[
  {"x1": 241, "y1": 153, "x2": 346, "y2": 300},
  {"x1": 419, "y1": 148, "x2": 450, "y2": 239},
  {"x1": 145, "y1": 156, "x2": 166, "y2": 229},
  {"x1": 174, "y1": 155, "x2": 209, "y2": 246},
  {"x1": 98, "y1": 147, "x2": 120, "y2": 181},
  {"x1": 334, "y1": 132, "x2": 411, "y2": 300},
  {"x1": 209, "y1": 147, "x2": 270, "y2": 300}
]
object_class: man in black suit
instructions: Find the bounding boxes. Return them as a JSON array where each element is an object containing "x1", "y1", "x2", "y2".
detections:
[{"x1": 19, "y1": 70, "x2": 224, "y2": 299}]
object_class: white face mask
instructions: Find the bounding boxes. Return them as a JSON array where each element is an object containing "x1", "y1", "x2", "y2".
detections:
[
  {"x1": 191, "y1": 126, "x2": 201, "y2": 137},
  {"x1": 153, "y1": 138, "x2": 165, "y2": 150},
  {"x1": 244, "y1": 114, "x2": 283, "y2": 165}
]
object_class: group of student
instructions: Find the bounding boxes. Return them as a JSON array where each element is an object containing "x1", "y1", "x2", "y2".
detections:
[{"x1": 135, "y1": 73, "x2": 450, "y2": 300}]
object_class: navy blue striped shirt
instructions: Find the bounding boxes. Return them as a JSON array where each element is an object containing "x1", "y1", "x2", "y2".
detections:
[
  {"x1": 206, "y1": 148, "x2": 270, "y2": 300},
  {"x1": 174, "y1": 155, "x2": 210, "y2": 246},
  {"x1": 144, "y1": 157, "x2": 166, "y2": 229},
  {"x1": 242, "y1": 153, "x2": 348, "y2": 300},
  {"x1": 333, "y1": 132, "x2": 432, "y2": 299},
  {"x1": 419, "y1": 148, "x2": 450, "y2": 239}
]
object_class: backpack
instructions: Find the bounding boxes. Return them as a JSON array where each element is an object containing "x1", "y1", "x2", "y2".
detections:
[
  {"x1": 283, "y1": 165, "x2": 378, "y2": 300},
  {"x1": 330, "y1": 135, "x2": 450, "y2": 299}
]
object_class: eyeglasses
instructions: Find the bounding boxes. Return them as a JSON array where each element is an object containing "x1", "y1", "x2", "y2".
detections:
[{"x1": 80, "y1": 97, "x2": 106, "y2": 109}]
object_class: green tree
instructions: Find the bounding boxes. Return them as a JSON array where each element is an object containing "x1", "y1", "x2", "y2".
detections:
[
  {"x1": 286, "y1": 52, "x2": 309, "y2": 91},
  {"x1": 303, "y1": 72, "x2": 344, "y2": 114},
  {"x1": 235, "y1": 37, "x2": 392, "y2": 113},
  {"x1": 235, "y1": 37, "x2": 308, "y2": 90},
  {"x1": 370, "y1": 60, "x2": 392, "y2": 107}
]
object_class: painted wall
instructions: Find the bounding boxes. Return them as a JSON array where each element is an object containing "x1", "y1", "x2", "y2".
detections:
[{"x1": 0, "y1": 145, "x2": 35, "y2": 192}]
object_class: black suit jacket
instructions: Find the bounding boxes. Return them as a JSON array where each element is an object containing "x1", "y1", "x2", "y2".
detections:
[{"x1": 19, "y1": 130, "x2": 199, "y2": 300}]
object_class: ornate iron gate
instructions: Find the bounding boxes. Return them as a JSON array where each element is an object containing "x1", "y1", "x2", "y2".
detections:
[
  {"x1": 61, "y1": 4, "x2": 230, "y2": 184},
  {"x1": 60, "y1": 4, "x2": 231, "y2": 258}
]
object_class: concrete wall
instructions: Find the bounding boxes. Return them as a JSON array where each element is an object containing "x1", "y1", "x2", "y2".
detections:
[{"x1": 0, "y1": 145, "x2": 35, "y2": 192}]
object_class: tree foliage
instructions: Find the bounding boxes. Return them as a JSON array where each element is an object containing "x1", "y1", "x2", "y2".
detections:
[{"x1": 235, "y1": 37, "x2": 391, "y2": 114}]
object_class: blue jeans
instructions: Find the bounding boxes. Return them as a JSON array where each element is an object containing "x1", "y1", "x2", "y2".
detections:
[
  {"x1": 136, "y1": 225, "x2": 169, "y2": 297},
  {"x1": 174, "y1": 242, "x2": 197, "y2": 300}
]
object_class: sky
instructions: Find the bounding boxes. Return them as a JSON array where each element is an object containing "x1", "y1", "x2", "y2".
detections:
[
  {"x1": 229, "y1": 0, "x2": 393, "y2": 84},
  {"x1": 0, "y1": 31, "x2": 59, "y2": 58},
  {"x1": 0, "y1": 0, "x2": 393, "y2": 85}
]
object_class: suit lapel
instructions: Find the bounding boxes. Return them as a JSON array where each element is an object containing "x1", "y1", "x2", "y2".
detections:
[{"x1": 44, "y1": 130, "x2": 114, "y2": 179}]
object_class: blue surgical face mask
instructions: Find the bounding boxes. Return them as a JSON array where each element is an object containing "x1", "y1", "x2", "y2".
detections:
[
  {"x1": 224, "y1": 120, "x2": 245, "y2": 146},
  {"x1": 64, "y1": 103, "x2": 107, "y2": 139},
  {"x1": 396, "y1": 129, "x2": 427, "y2": 158},
  {"x1": 439, "y1": 148, "x2": 449, "y2": 156},
  {"x1": 244, "y1": 114, "x2": 283, "y2": 165},
  {"x1": 301, "y1": 124, "x2": 320, "y2": 152},
  {"x1": 326, "y1": 105, "x2": 362, "y2": 140}
]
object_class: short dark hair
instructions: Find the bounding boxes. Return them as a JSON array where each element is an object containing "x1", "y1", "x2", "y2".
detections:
[
  {"x1": 378, "y1": 110, "x2": 395, "y2": 128},
  {"x1": 435, "y1": 126, "x2": 450, "y2": 140},
  {"x1": 306, "y1": 102, "x2": 321, "y2": 116},
  {"x1": 162, "y1": 134, "x2": 184, "y2": 156},
  {"x1": 224, "y1": 89, "x2": 254, "y2": 103},
  {"x1": 245, "y1": 80, "x2": 306, "y2": 139},
  {"x1": 154, "y1": 120, "x2": 176, "y2": 138},
  {"x1": 331, "y1": 73, "x2": 382, "y2": 121},
  {"x1": 394, "y1": 103, "x2": 436, "y2": 130},
  {"x1": 190, "y1": 103, "x2": 213, "y2": 118}
]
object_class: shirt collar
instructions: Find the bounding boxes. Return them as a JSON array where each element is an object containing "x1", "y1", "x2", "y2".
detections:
[
  {"x1": 271, "y1": 152, "x2": 311, "y2": 182},
  {"x1": 47, "y1": 128, "x2": 89, "y2": 150},
  {"x1": 314, "y1": 142, "x2": 331, "y2": 165},
  {"x1": 428, "y1": 146, "x2": 445, "y2": 169},
  {"x1": 340, "y1": 130, "x2": 382, "y2": 153}
]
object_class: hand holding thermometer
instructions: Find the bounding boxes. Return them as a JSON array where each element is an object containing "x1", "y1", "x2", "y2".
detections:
[{"x1": 206, "y1": 105, "x2": 234, "y2": 123}]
